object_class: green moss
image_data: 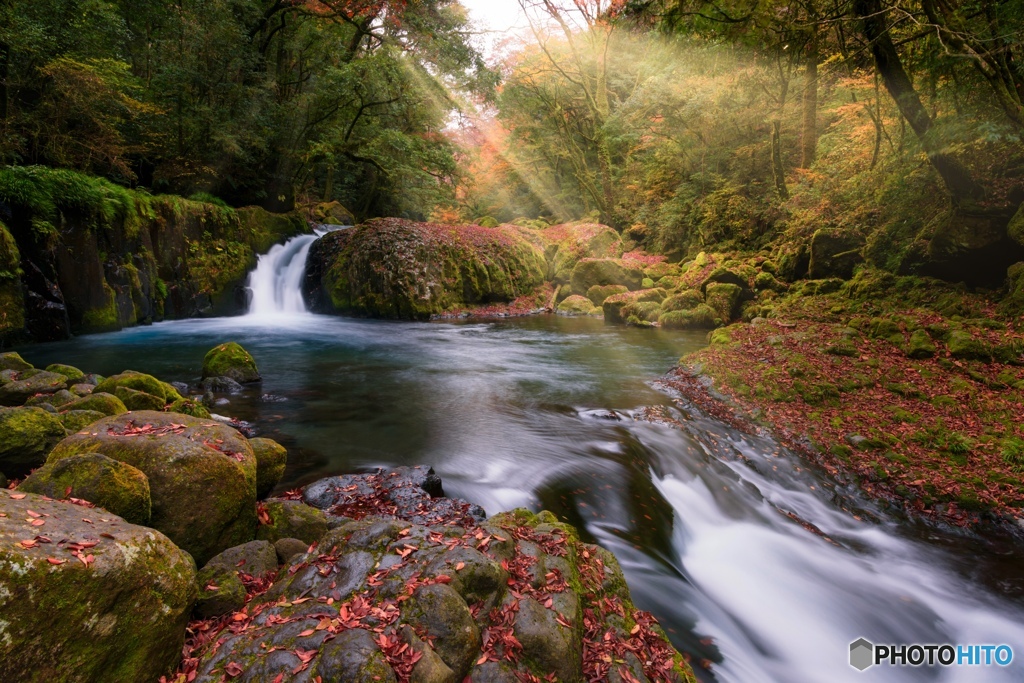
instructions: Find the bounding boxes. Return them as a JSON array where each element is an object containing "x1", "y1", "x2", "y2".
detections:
[
  {"x1": 660, "y1": 304, "x2": 720, "y2": 330},
  {"x1": 249, "y1": 437, "x2": 288, "y2": 499},
  {"x1": 115, "y1": 386, "x2": 166, "y2": 411},
  {"x1": 586, "y1": 284, "x2": 629, "y2": 306},
  {"x1": 202, "y1": 342, "x2": 260, "y2": 382},
  {"x1": 557, "y1": 295, "x2": 600, "y2": 316},
  {"x1": 0, "y1": 406, "x2": 67, "y2": 475},
  {"x1": 60, "y1": 409, "x2": 107, "y2": 432},
  {"x1": 660, "y1": 289, "x2": 703, "y2": 313},
  {"x1": 95, "y1": 371, "x2": 167, "y2": 401},
  {"x1": 168, "y1": 398, "x2": 211, "y2": 419},
  {"x1": 45, "y1": 364, "x2": 84, "y2": 383},
  {"x1": 947, "y1": 330, "x2": 991, "y2": 361},
  {"x1": 20, "y1": 453, "x2": 152, "y2": 524},
  {"x1": 80, "y1": 282, "x2": 121, "y2": 332},
  {"x1": 61, "y1": 392, "x2": 128, "y2": 416}
]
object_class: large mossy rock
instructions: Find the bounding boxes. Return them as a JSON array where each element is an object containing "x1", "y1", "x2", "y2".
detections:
[
  {"x1": 0, "y1": 490, "x2": 196, "y2": 683},
  {"x1": 660, "y1": 304, "x2": 720, "y2": 330},
  {"x1": 808, "y1": 228, "x2": 865, "y2": 280},
  {"x1": 586, "y1": 283, "x2": 629, "y2": 306},
  {"x1": 556, "y1": 294, "x2": 600, "y2": 316},
  {"x1": 46, "y1": 363, "x2": 84, "y2": 384},
  {"x1": 540, "y1": 222, "x2": 623, "y2": 283},
  {"x1": 0, "y1": 406, "x2": 66, "y2": 476},
  {"x1": 249, "y1": 437, "x2": 287, "y2": 499},
  {"x1": 704, "y1": 282, "x2": 743, "y2": 322},
  {"x1": 60, "y1": 391, "x2": 128, "y2": 416},
  {"x1": 115, "y1": 386, "x2": 166, "y2": 411},
  {"x1": 0, "y1": 370, "x2": 68, "y2": 406},
  {"x1": 47, "y1": 411, "x2": 257, "y2": 565},
  {"x1": 202, "y1": 342, "x2": 261, "y2": 383},
  {"x1": 570, "y1": 258, "x2": 643, "y2": 295},
  {"x1": 185, "y1": 502, "x2": 695, "y2": 683},
  {"x1": 304, "y1": 218, "x2": 547, "y2": 319},
  {"x1": 255, "y1": 499, "x2": 328, "y2": 545},
  {"x1": 19, "y1": 453, "x2": 152, "y2": 525},
  {"x1": 0, "y1": 351, "x2": 32, "y2": 372},
  {"x1": 94, "y1": 370, "x2": 168, "y2": 401},
  {"x1": 60, "y1": 409, "x2": 107, "y2": 432},
  {"x1": 602, "y1": 288, "x2": 667, "y2": 324}
]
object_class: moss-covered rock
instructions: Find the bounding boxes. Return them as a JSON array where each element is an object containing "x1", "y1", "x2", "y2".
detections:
[
  {"x1": 202, "y1": 342, "x2": 261, "y2": 383},
  {"x1": 60, "y1": 409, "x2": 107, "y2": 432},
  {"x1": 660, "y1": 304, "x2": 720, "y2": 330},
  {"x1": 0, "y1": 370, "x2": 68, "y2": 406},
  {"x1": 26, "y1": 388, "x2": 76, "y2": 409},
  {"x1": 45, "y1": 363, "x2": 84, "y2": 384},
  {"x1": 570, "y1": 258, "x2": 643, "y2": 295},
  {"x1": 0, "y1": 490, "x2": 196, "y2": 683},
  {"x1": 194, "y1": 565, "x2": 246, "y2": 620},
  {"x1": 556, "y1": 294, "x2": 600, "y2": 316},
  {"x1": 95, "y1": 370, "x2": 168, "y2": 401},
  {"x1": 61, "y1": 391, "x2": 128, "y2": 416},
  {"x1": 256, "y1": 500, "x2": 328, "y2": 545},
  {"x1": 204, "y1": 540, "x2": 280, "y2": 577},
  {"x1": 305, "y1": 218, "x2": 547, "y2": 319},
  {"x1": 700, "y1": 266, "x2": 748, "y2": 294},
  {"x1": 47, "y1": 411, "x2": 257, "y2": 565},
  {"x1": 115, "y1": 386, "x2": 166, "y2": 411},
  {"x1": 169, "y1": 397, "x2": 212, "y2": 418},
  {"x1": 947, "y1": 330, "x2": 991, "y2": 361},
  {"x1": 621, "y1": 300, "x2": 662, "y2": 323},
  {"x1": 661, "y1": 289, "x2": 704, "y2": 313},
  {"x1": 602, "y1": 288, "x2": 667, "y2": 324},
  {"x1": 808, "y1": 228, "x2": 865, "y2": 279},
  {"x1": 0, "y1": 352, "x2": 31, "y2": 372},
  {"x1": 19, "y1": 452, "x2": 151, "y2": 525},
  {"x1": 539, "y1": 222, "x2": 623, "y2": 283},
  {"x1": 0, "y1": 406, "x2": 66, "y2": 476},
  {"x1": 586, "y1": 284, "x2": 629, "y2": 306},
  {"x1": 250, "y1": 437, "x2": 287, "y2": 500},
  {"x1": 705, "y1": 282, "x2": 743, "y2": 322},
  {"x1": 907, "y1": 329, "x2": 937, "y2": 359}
]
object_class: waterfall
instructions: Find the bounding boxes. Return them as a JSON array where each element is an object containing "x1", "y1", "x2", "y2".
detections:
[{"x1": 246, "y1": 227, "x2": 343, "y2": 318}]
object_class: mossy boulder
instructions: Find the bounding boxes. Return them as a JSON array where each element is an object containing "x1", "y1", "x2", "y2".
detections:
[
  {"x1": 754, "y1": 271, "x2": 786, "y2": 292},
  {"x1": 194, "y1": 565, "x2": 246, "y2": 620},
  {"x1": 947, "y1": 330, "x2": 991, "y2": 361},
  {"x1": 26, "y1": 388, "x2": 76, "y2": 409},
  {"x1": 699, "y1": 266, "x2": 748, "y2": 294},
  {"x1": 202, "y1": 342, "x2": 261, "y2": 383},
  {"x1": 47, "y1": 411, "x2": 257, "y2": 565},
  {"x1": 169, "y1": 397, "x2": 212, "y2": 419},
  {"x1": 250, "y1": 437, "x2": 288, "y2": 499},
  {"x1": 660, "y1": 304, "x2": 720, "y2": 330},
  {"x1": 570, "y1": 258, "x2": 643, "y2": 295},
  {"x1": 115, "y1": 386, "x2": 166, "y2": 411},
  {"x1": 61, "y1": 391, "x2": 128, "y2": 416},
  {"x1": 0, "y1": 406, "x2": 66, "y2": 476},
  {"x1": 704, "y1": 282, "x2": 743, "y2": 322},
  {"x1": 256, "y1": 500, "x2": 328, "y2": 545},
  {"x1": 907, "y1": 329, "x2": 937, "y2": 359},
  {"x1": 586, "y1": 284, "x2": 629, "y2": 306},
  {"x1": 305, "y1": 218, "x2": 547, "y2": 319},
  {"x1": 95, "y1": 371, "x2": 168, "y2": 401},
  {"x1": 60, "y1": 409, "x2": 107, "y2": 432},
  {"x1": 602, "y1": 289, "x2": 667, "y2": 324},
  {"x1": 808, "y1": 228, "x2": 865, "y2": 280},
  {"x1": 45, "y1": 363, "x2": 84, "y2": 384},
  {"x1": 0, "y1": 490, "x2": 196, "y2": 683},
  {"x1": 661, "y1": 289, "x2": 704, "y2": 313},
  {"x1": 621, "y1": 301, "x2": 662, "y2": 323},
  {"x1": 643, "y1": 261, "x2": 680, "y2": 280},
  {"x1": 540, "y1": 222, "x2": 623, "y2": 282},
  {"x1": 204, "y1": 540, "x2": 280, "y2": 577},
  {"x1": 0, "y1": 370, "x2": 68, "y2": 406},
  {"x1": 0, "y1": 352, "x2": 32, "y2": 372},
  {"x1": 556, "y1": 294, "x2": 600, "y2": 316},
  {"x1": 19, "y1": 452, "x2": 151, "y2": 525}
]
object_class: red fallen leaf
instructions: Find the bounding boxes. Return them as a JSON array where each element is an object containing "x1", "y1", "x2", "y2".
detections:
[
  {"x1": 630, "y1": 624, "x2": 641, "y2": 635},
  {"x1": 205, "y1": 583, "x2": 220, "y2": 591},
  {"x1": 298, "y1": 629, "x2": 315, "y2": 637},
  {"x1": 47, "y1": 557, "x2": 67, "y2": 565},
  {"x1": 82, "y1": 519, "x2": 93, "y2": 524},
  {"x1": 224, "y1": 661, "x2": 243, "y2": 677},
  {"x1": 292, "y1": 597, "x2": 310, "y2": 604},
  {"x1": 26, "y1": 509, "x2": 41, "y2": 518},
  {"x1": 231, "y1": 612, "x2": 248, "y2": 622},
  {"x1": 64, "y1": 486, "x2": 73, "y2": 498},
  {"x1": 100, "y1": 533, "x2": 115, "y2": 540},
  {"x1": 455, "y1": 562, "x2": 465, "y2": 571},
  {"x1": 272, "y1": 675, "x2": 284, "y2": 683},
  {"x1": 294, "y1": 648, "x2": 318, "y2": 663},
  {"x1": 18, "y1": 539, "x2": 38, "y2": 549},
  {"x1": 10, "y1": 493, "x2": 26, "y2": 500}
]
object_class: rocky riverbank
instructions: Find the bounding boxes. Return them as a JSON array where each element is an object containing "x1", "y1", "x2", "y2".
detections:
[{"x1": 0, "y1": 343, "x2": 696, "y2": 682}]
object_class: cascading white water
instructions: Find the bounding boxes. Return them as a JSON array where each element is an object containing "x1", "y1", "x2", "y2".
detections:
[{"x1": 246, "y1": 227, "x2": 342, "y2": 318}]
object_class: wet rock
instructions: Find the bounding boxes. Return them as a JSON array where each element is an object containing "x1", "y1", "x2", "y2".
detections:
[
  {"x1": 203, "y1": 342, "x2": 261, "y2": 383},
  {"x1": 81, "y1": 373, "x2": 104, "y2": 386},
  {"x1": 70, "y1": 386, "x2": 96, "y2": 400},
  {"x1": 514, "y1": 595, "x2": 582, "y2": 682},
  {"x1": 704, "y1": 282, "x2": 743, "y2": 322},
  {"x1": 660, "y1": 289, "x2": 703, "y2": 313},
  {"x1": 0, "y1": 370, "x2": 68, "y2": 406},
  {"x1": 400, "y1": 624, "x2": 457, "y2": 683},
  {"x1": 407, "y1": 583, "x2": 481, "y2": 677},
  {"x1": 808, "y1": 228, "x2": 865, "y2": 280},
  {"x1": 948, "y1": 329, "x2": 991, "y2": 361},
  {"x1": 586, "y1": 284, "x2": 629, "y2": 306},
  {"x1": 556, "y1": 294, "x2": 599, "y2": 316},
  {"x1": 257, "y1": 499, "x2": 328, "y2": 545},
  {"x1": 26, "y1": 388, "x2": 76, "y2": 409},
  {"x1": 95, "y1": 371, "x2": 169, "y2": 401},
  {"x1": 0, "y1": 351, "x2": 32, "y2": 372},
  {"x1": 0, "y1": 490, "x2": 196, "y2": 683},
  {"x1": 660, "y1": 304, "x2": 719, "y2": 330},
  {"x1": 274, "y1": 537, "x2": 309, "y2": 564},
  {"x1": 204, "y1": 540, "x2": 280, "y2": 577},
  {"x1": 200, "y1": 376, "x2": 245, "y2": 394},
  {"x1": 47, "y1": 411, "x2": 257, "y2": 565},
  {"x1": 0, "y1": 406, "x2": 67, "y2": 476},
  {"x1": 570, "y1": 258, "x2": 643, "y2": 295},
  {"x1": 115, "y1": 385, "x2": 166, "y2": 411},
  {"x1": 45, "y1": 363, "x2": 84, "y2": 384},
  {"x1": 169, "y1": 397, "x2": 212, "y2": 418},
  {"x1": 61, "y1": 391, "x2": 128, "y2": 416},
  {"x1": 19, "y1": 452, "x2": 151, "y2": 525},
  {"x1": 194, "y1": 566, "x2": 246, "y2": 620},
  {"x1": 250, "y1": 437, "x2": 288, "y2": 499},
  {"x1": 907, "y1": 329, "x2": 937, "y2": 359}
]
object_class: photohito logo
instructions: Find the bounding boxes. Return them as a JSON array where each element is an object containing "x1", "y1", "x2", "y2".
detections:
[{"x1": 849, "y1": 638, "x2": 1014, "y2": 671}]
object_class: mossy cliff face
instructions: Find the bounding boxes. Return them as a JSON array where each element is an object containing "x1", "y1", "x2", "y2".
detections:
[
  {"x1": 304, "y1": 218, "x2": 547, "y2": 319},
  {"x1": 0, "y1": 490, "x2": 196, "y2": 683},
  {"x1": 0, "y1": 166, "x2": 308, "y2": 342}
]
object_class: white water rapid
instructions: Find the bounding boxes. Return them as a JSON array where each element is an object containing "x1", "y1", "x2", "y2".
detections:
[{"x1": 246, "y1": 228, "x2": 341, "y2": 318}]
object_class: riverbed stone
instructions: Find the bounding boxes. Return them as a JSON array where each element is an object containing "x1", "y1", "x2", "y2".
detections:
[
  {"x1": 19, "y1": 452, "x2": 152, "y2": 525},
  {"x1": 194, "y1": 565, "x2": 247, "y2": 619},
  {"x1": 808, "y1": 228, "x2": 865, "y2": 280},
  {"x1": 200, "y1": 376, "x2": 245, "y2": 394},
  {"x1": 0, "y1": 490, "x2": 196, "y2": 683},
  {"x1": 0, "y1": 406, "x2": 66, "y2": 475},
  {"x1": 0, "y1": 370, "x2": 68, "y2": 406},
  {"x1": 115, "y1": 385, "x2": 166, "y2": 411},
  {"x1": 514, "y1": 595, "x2": 582, "y2": 682},
  {"x1": 274, "y1": 537, "x2": 309, "y2": 563},
  {"x1": 60, "y1": 409, "x2": 106, "y2": 433},
  {"x1": 95, "y1": 371, "x2": 168, "y2": 402},
  {"x1": 26, "y1": 387, "x2": 76, "y2": 409},
  {"x1": 61, "y1": 391, "x2": 128, "y2": 416},
  {"x1": 256, "y1": 499, "x2": 328, "y2": 545},
  {"x1": 948, "y1": 329, "x2": 991, "y2": 361},
  {"x1": 556, "y1": 294, "x2": 599, "y2": 316},
  {"x1": 203, "y1": 342, "x2": 261, "y2": 383},
  {"x1": 586, "y1": 284, "x2": 629, "y2": 306},
  {"x1": 660, "y1": 304, "x2": 720, "y2": 329},
  {"x1": 250, "y1": 437, "x2": 288, "y2": 499},
  {"x1": 169, "y1": 397, "x2": 212, "y2": 418},
  {"x1": 45, "y1": 363, "x2": 84, "y2": 384},
  {"x1": 204, "y1": 540, "x2": 279, "y2": 577},
  {"x1": 47, "y1": 410, "x2": 257, "y2": 565},
  {"x1": 70, "y1": 382, "x2": 95, "y2": 397},
  {"x1": 0, "y1": 352, "x2": 32, "y2": 371},
  {"x1": 571, "y1": 258, "x2": 643, "y2": 295}
]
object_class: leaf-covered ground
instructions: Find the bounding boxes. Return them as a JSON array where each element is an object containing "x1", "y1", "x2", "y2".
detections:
[{"x1": 668, "y1": 277, "x2": 1024, "y2": 527}]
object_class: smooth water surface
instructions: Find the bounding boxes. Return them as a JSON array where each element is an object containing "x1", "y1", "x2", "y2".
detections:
[{"x1": 18, "y1": 313, "x2": 1024, "y2": 682}]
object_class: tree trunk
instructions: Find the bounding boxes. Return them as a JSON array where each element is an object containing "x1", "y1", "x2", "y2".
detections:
[
  {"x1": 855, "y1": 0, "x2": 983, "y2": 201},
  {"x1": 771, "y1": 120, "x2": 789, "y2": 200},
  {"x1": 800, "y1": 30, "x2": 818, "y2": 169}
]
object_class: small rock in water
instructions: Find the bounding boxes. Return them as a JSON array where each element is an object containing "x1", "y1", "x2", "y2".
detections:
[
  {"x1": 201, "y1": 376, "x2": 245, "y2": 394},
  {"x1": 579, "y1": 408, "x2": 622, "y2": 421},
  {"x1": 214, "y1": 397, "x2": 229, "y2": 406},
  {"x1": 259, "y1": 393, "x2": 288, "y2": 403}
]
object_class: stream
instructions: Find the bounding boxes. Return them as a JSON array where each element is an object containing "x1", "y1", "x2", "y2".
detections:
[{"x1": 16, "y1": 235, "x2": 1024, "y2": 682}]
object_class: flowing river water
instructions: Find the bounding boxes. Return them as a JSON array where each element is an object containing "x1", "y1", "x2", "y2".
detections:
[{"x1": 16, "y1": 235, "x2": 1024, "y2": 681}]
